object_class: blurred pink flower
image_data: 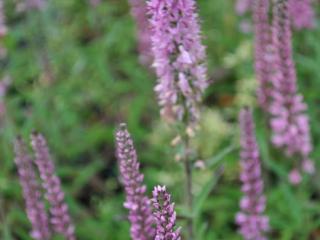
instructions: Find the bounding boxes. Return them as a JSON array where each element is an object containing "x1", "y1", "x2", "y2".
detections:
[
  {"x1": 288, "y1": 169, "x2": 302, "y2": 185},
  {"x1": 0, "y1": 0, "x2": 8, "y2": 37},
  {"x1": 25, "y1": 0, "x2": 46, "y2": 11},
  {"x1": 236, "y1": 108, "x2": 269, "y2": 240},
  {"x1": 128, "y1": 0, "x2": 152, "y2": 66},
  {"x1": 89, "y1": 0, "x2": 101, "y2": 7},
  {"x1": 14, "y1": 138, "x2": 51, "y2": 240},
  {"x1": 269, "y1": 0, "x2": 313, "y2": 179},
  {"x1": 253, "y1": 0, "x2": 272, "y2": 110},
  {"x1": 235, "y1": 0, "x2": 253, "y2": 16},
  {"x1": 31, "y1": 133, "x2": 76, "y2": 240},
  {"x1": 288, "y1": 0, "x2": 315, "y2": 30}
]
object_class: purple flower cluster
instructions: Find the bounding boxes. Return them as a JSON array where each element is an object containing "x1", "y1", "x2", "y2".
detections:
[
  {"x1": 288, "y1": 0, "x2": 315, "y2": 30},
  {"x1": 236, "y1": 108, "x2": 269, "y2": 240},
  {"x1": 31, "y1": 133, "x2": 76, "y2": 240},
  {"x1": 14, "y1": 137, "x2": 51, "y2": 240},
  {"x1": 253, "y1": 0, "x2": 272, "y2": 110},
  {"x1": 115, "y1": 123, "x2": 155, "y2": 240},
  {"x1": 269, "y1": 0, "x2": 313, "y2": 183},
  {"x1": 14, "y1": 134, "x2": 76, "y2": 240},
  {"x1": 128, "y1": 0, "x2": 153, "y2": 66},
  {"x1": 152, "y1": 185, "x2": 181, "y2": 240},
  {"x1": 148, "y1": 0, "x2": 207, "y2": 125}
]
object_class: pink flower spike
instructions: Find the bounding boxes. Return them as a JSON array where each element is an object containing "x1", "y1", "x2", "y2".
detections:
[
  {"x1": 31, "y1": 133, "x2": 76, "y2": 240},
  {"x1": 14, "y1": 137, "x2": 51, "y2": 240},
  {"x1": 236, "y1": 108, "x2": 269, "y2": 240},
  {"x1": 115, "y1": 123, "x2": 155, "y2": 240},
  {"x1": 152, "y1": 185, "x2": 181, "y2": 240},
  {"x1": 269, "y1": 0, "x2": 313, "y2": 180},
  {"x1": 148, "y1": 0, "x2": 208, "y2": 125}
]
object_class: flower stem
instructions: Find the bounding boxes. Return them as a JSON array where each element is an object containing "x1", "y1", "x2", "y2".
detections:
[{"x1": 182, "y1": 133, "x2": 193, "y2": 240}]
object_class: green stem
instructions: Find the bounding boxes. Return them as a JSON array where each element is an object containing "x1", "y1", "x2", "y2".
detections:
[{"x1": 182, "y1": 132, "x2": 193, "y2": 240}]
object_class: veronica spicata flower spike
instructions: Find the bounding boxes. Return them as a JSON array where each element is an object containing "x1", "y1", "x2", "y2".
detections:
[
  {"x1": 288, "y1": 0, "x2": 315, "y2": 30},
  {"x1": 152, "y1": 185, "x2": 181, "y2": 240},
  {"x1": 115, "y1": 123, "x2": 155, "y2": 240},
  {"x1": 31, "y1": 133, "x2": 76, "y2": 240},
  {"x1": 128, "y1": 0, "x2": 152, "y2": 66},
  {"x1": 269, "y1": 0, "x2": 313, "y2": 183},
  {"x1": 148, "y1": 0, "x2": 208, "y2": 125},
  {"x1": 236, "y1": 108, "x2": 269, "y2": 240},
  {"x1": 14, "y1": 137, "x2": 51, "y2": 240},
  {"x1": 253, "y1": 0, "x2": 273, "y2": 110}
]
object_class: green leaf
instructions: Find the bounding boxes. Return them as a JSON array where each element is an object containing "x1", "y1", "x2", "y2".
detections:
[
  {"x1": 193, "y1": 166, "x2": 224, "y2": 217},
  {"x1": 205, "y1": 144, "x2": 237, "y2": 169}
]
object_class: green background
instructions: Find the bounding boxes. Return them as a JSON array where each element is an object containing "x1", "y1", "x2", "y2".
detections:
[{"x1": 1, "y1": 0, "x2": 320, "y2": 239}]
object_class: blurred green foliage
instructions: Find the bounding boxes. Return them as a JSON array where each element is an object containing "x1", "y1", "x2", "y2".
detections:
[{"x1": 1, "y1": 0, "x2": 320, "y2": 239}]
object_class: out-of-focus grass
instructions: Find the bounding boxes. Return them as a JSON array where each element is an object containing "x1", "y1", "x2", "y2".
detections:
[{"x1": 1, "y1": 0, "x2": 320, "y2": 239}]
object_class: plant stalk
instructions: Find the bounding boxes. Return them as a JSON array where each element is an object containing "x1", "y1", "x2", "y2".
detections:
[{"x1": 182, "y1": 133, "x2": 193, "y2": 240}]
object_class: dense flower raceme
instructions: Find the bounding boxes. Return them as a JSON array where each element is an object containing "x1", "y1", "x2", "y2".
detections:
[
  {"x1": 31, "y1": 133, "x2": 76, "y2": 240},
  {"x1": 128, "y1": 0, "x2": 153, "y2": 66},
  {"x1": 14, "y1": 137, "x2": 51, "y2": 240},
  {"x1": 148, "y1": 0, "x2": 208, "y2": 125},
  {"x1": 253, "y1": 0, "x2": 272, "y2": 110},
  {"x1": 152, "y1": 185, "x2": 181, "y2": 240},
  {"x1": 269, "y1": 0, "x2": 313, "y2": 183},
  {"x1": 115, "y1": 123, "x2": 155, "y2": 240},
  {"x1": 236, "y1": 108, "x2": 269, "y2": 240},
  {"x1": 288, "y1": 0, "x2": 315, "y2": 30}
]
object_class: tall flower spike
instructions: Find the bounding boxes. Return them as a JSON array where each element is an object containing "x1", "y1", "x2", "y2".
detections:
[
  {"x1": 31, "y1": 133, "x2": 76, "y2": 240},
  {"x1": 14, "y1": 137, "x2": 51, "y2": 240},
  {"x1": 288, "y1": 0, "x2": 315, "y2": 30},
  {"x1": 115, "y1": 123, "x2": 155, "y2": 240},
  {"x1": 236, "y1": 108, "x2": 269, "y2": 240},
  {"x1": 148, "y1": 0, "x2": 208, "y2": 125},
  {"x1": 269, "y1": 0, "x2": 313, "y2": 183},
  {"x1": 128, "y1": 0, "x2": 153, "y2": 66},
  {"x1": 152, "y1": 185, "x2": 181, "y2": 240},
  {"x1": 253, "y1": 0, "x2": 273, "y2": 110}
]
